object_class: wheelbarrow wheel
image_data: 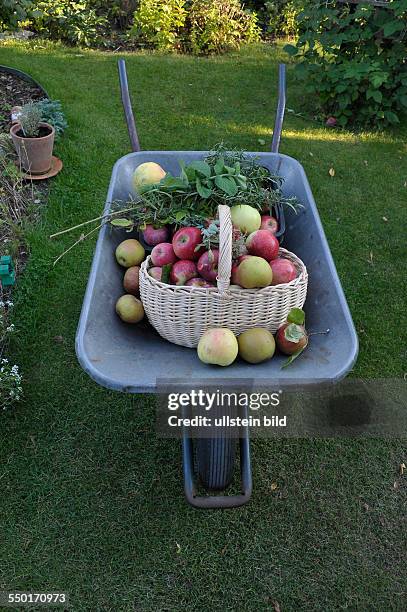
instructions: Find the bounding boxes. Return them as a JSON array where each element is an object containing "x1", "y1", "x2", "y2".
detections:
[{"x1": 196, "y1": 437, "x2": 236, "y2": 491}]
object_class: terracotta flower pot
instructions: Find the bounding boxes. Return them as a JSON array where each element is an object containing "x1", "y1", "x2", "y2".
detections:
[{"x1": 10, "y1": 122, "x2": 55, "y2": 175}]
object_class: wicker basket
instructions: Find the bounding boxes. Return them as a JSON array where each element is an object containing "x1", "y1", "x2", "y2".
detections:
[{"x1": 139, "y1": 205, "x2": 308, "y2": 348}]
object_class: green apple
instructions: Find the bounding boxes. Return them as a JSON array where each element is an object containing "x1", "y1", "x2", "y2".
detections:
[
  {"x1": 115, "y1": 239, "x2": 145, "y2": 268},
  {"x1": 237, "y1": 255, "x2": 272, "y2": 288},
  {"x1": 132, "y1": 162, "x2": 166, "y2": 193},
  {"x1": 230, "y1": 205, "x2": 261, "y2": 234},
  {"x1": 238, "y1": 328, "x2": 275, "y2": 363},
  {"x1": 197, "y1": 328, "x2": 238, "y2": 367},
  {"x1": 115, "y1": 294, "x2": 144, "y2": 323}
]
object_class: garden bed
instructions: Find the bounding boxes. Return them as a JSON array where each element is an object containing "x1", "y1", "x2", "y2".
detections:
[{"x1": 0, "y1": 68, "x2": 46, "y2": 132}]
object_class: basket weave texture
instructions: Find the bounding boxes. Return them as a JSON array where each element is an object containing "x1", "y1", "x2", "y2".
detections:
[{"x1": 139, "y1": 205, "x2": 308, "y2": 348}]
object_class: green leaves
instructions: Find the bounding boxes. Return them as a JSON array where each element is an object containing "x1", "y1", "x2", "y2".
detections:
[
  {"x1": 196, "y1": 176, "x2": 212, "y2": 199},
  {"x1": 287, "y1": 308, "x2": 305, "y2": 326},
  {"x1": 290, "y1": 1, "x2": 407, "y2": 128},
  {"x1": 281, "y1": 346, "x2": 307, "y2": 369},
  {"x1": 284, "y1": 43, "x2": 298, "y2": 56},
  {"x1": 214, "y1": 175, "x2": 238, "y2": 196},
  {"x1": 284, "y1": 323, "x2": 305, "y2": 344}
]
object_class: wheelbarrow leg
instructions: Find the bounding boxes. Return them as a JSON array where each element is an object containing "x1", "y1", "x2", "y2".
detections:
[{"x1": 182, "y1": 404, "x2": 252, "y2": 509}]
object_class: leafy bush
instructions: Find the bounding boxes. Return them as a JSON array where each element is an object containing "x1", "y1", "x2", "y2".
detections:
[
  {"x1": 93, "y1": 0, "x2": 137, "y2": 29},
  {"x1": 130, "y1": 0, "x2": 187, "y2": 51},
  {"x1": 31, "y1": 1, "x2": 108, "y2": 46},
  {"x1": 189, "y1": 0, "x2": 261, "y2": 54},
  {"x1": 285, "y1": 0, "x2": 407, "y2": 127},
  {"x1": 247, "y1": 0, "x2": 306, "y2": 37},
  {"x1": 130, "y1": 0, "x2": 260, "y2": 54},
  {"x1": 0, "y1": 0, "x2": 33, "y2": 31}
]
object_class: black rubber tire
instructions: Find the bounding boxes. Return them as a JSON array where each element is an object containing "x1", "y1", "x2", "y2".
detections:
[{"x1": 196, "y1": 436, "x2": 236, "y2": 491}]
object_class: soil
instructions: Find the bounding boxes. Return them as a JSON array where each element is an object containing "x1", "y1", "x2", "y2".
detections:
[
  {"x1": 15, "y1": 125, "x2": 53, "y2": 139},
  {"x1": 0, "y1": 69, "x2": 49, "y2": 282},
  {"x1": 0, "y1": 70, "x2": 45, "y2": 132}
]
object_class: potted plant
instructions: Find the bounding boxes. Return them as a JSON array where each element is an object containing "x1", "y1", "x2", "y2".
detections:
[{"x1": 10, "y1": 102, "x2": 55, "y2": 175}]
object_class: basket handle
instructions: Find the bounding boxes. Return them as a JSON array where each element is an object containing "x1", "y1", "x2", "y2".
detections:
[{"x1": 216, "y1": 204, "x2": 233, "y2": 294}]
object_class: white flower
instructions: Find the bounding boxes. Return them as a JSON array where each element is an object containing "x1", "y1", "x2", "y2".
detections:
[
  {"x1": 6, "y1": 324, "x2": 15, "y2": 332},
  {"x1": 6, "y1": 301, "x2": 13, "y2": 307}
]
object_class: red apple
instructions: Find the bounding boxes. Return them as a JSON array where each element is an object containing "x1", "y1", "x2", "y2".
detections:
[
  {"x1": 172, "y1": 227, "x2": 204, "y2": 261},
  {"x1": 186, "y1": 277, "x2": 214, "y2": 288},
  {"x1": 142, "y1": 224, "x2": 169, "y2": 246},
  {"x1": 150, "y1": 242, "x2": 178, "y2": 266},
  {"x1": 197, "y1": 249, "x2": 219, "y2": 282},
  {"x1": 270, "y1": 258, "x2": 297, "y2": 285},
  {"x1": 260, "y1": 215, "x2": 278, "y2": 234},
  {"x1": 231, "y1": 263, "x2": 240, "y2": 284},
  {"x1": 170, "y1": 260, "x2": 197, "y2": 285},
  {"x1": 246, "y1": 230, "x2": 279, "y2": 261},
  {"x1": 276, "y1": 322, "x2": 308, "y2": 355},
  {"x1": 149, "y1": 266, "x2": 162, "y2": 281}
]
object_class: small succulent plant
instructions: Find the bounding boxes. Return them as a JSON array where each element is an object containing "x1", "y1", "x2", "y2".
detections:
[{"x1": 19, "y1": 103, "x2": 42, "y2": 138}]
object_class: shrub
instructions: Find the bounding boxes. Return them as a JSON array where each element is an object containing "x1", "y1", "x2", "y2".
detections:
[
  {"x1": 247, "y1": 0, "x2": 306, "y2": 38},
  {"x1": 0, "y1": 0, "x2": 33, "y2": 31},
  {"x1": 31, "y1": 1, "x2": 108, "y2": 46},
  {"x1": 285, "y1": 0, "x2": 407, "y2": 127},
  {"x1": 130, "y1": 0, "x2": 188, "y2": 51},
  {"x1": 93, "y1": 0, "x2": 137, "y2": 29},
  {"x1": 189, "y1": 0, "x2": 261, "y2": 54},
  {"x1": 36, "y1": 99, "x2": 68, "y2": 137}
]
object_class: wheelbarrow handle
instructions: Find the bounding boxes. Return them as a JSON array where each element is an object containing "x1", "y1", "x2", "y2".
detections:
[
  {"x1": 271, "y1": 63, "x2": 286, "y2": 154},
  {"x1": 118, "y1": 59, "x2": 141, "y2": 152},
  {"x1": 118, "y1": 58, "x2": 286, "y2": 155}
]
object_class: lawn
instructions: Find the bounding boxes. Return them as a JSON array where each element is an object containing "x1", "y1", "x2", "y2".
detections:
[{"x1": 0, "y1": 40, "x2": 406, "y2": 611}]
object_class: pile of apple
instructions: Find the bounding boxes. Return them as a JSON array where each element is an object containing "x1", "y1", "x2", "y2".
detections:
[
  {"x1": 114, "y1": 238, "x2": 146, "y2": 324},
  {"x1": 197, "y1": 308, "x2": 308, "y2": 368},
  {"x1": 142, "y1": 203, "x2": 297, "y2": 289}
]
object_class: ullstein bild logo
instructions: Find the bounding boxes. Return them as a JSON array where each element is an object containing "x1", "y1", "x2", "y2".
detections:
[{"x1": 166, "y1": 389, "x2": 286, "y2": 429}]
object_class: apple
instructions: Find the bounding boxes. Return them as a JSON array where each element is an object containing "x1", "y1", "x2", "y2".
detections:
[
  {"x1": 236, "y1": 255, "x2": 272, "y2": 289},
  {"x1": 170, "y1": 260, "x2": 197, "y2": 285},
  {"x1": 150, "y1": 242, "x2": 177, "y2": 266},
  {"x1": 231, "y1": 263, "x2": 240, "y2": 284},
  {"x1": 115, "y1": 294, "x2": 144, "y2": 323},
  {"x1": 142, "y1": 224, "x2": 169, "y2": 246},
  {"x1": 326, "y1": 116, "x2": 337, "y2": 127},
  {"x1": 260, "y1": 215, "x2": 278, "y2": 234},
  {"x1": 238, "y1": 328, "x2": 275, "y2": 364},
  {"x1": 197, "y1": 328, "x2": 238, "y2": 367},
  {"x1": 115, "y1": 239, "x2": 145, "y2": 268},
  {"x1": 197, "y1": 249, "x2": 219, "y2": 282},
  {"x1": 230, "y1": 205, "x2": 261, "y2": 234},
  {"x1": 132, "y1": 162, "x2": 166, "y2": 193},
  {"x1": 246, "y1": 230, "x2": 279, "y2": 261},
  {"x1": 149, "y1": 266, "x2": 162, "y2": 281},
  {"x1": 275, "y1": 322, "x2": 308, "y2": 355},
  {"x1": 186, "y1": 277, "x2": 214, "y2": 288},
  {"x1": 172, "y1": 227, "x2": 204, "y2": 261},
  {"x1": 270, "y1": 258, "x2": 297, "y2": 285},
  {"x1": 123, "y1": 266, "x2": 140, "y2": 294}
]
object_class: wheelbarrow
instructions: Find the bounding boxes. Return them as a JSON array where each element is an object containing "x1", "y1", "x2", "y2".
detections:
[{"x1": 75, "y1": 60, "x2": 358, "y2": 509}]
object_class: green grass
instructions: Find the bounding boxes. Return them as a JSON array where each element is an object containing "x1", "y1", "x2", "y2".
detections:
[{"x1": 0, "y1": 40, "x2": 406, "y2": 611}]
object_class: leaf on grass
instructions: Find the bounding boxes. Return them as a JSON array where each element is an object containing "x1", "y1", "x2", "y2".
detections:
[
  {"x1": 271, "y1": 482, "x2": 278, "y2": 491},
  {"x1": 176, "y1": 542, "x2": 181, "y2": 554},
  {"x1": 329, "y1": 167, "x2": 335, "y2": 177},
  {"x1": 382, "y1": 216, "x2": 388, "y2": 222},
  {"x1": 400, "y1": 463, "x2": 406, "y2": 476},
  {"x1": 272, "y1": 601, "x2": 281, "y2": 612},
  {"x1": 287, "y1": 307, "x2": 305, "y2": 326},
  {"x1": 281, "y1": 345, "x2": 307, "y2": 369},
  {"x1": 258, "y1": 138, "x2": 266, "y2": 145}
]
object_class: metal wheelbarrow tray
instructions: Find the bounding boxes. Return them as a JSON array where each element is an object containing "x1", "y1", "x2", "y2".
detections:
[{"x1": 75, "y1": 62, "x2": 358, "y2": 508}]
